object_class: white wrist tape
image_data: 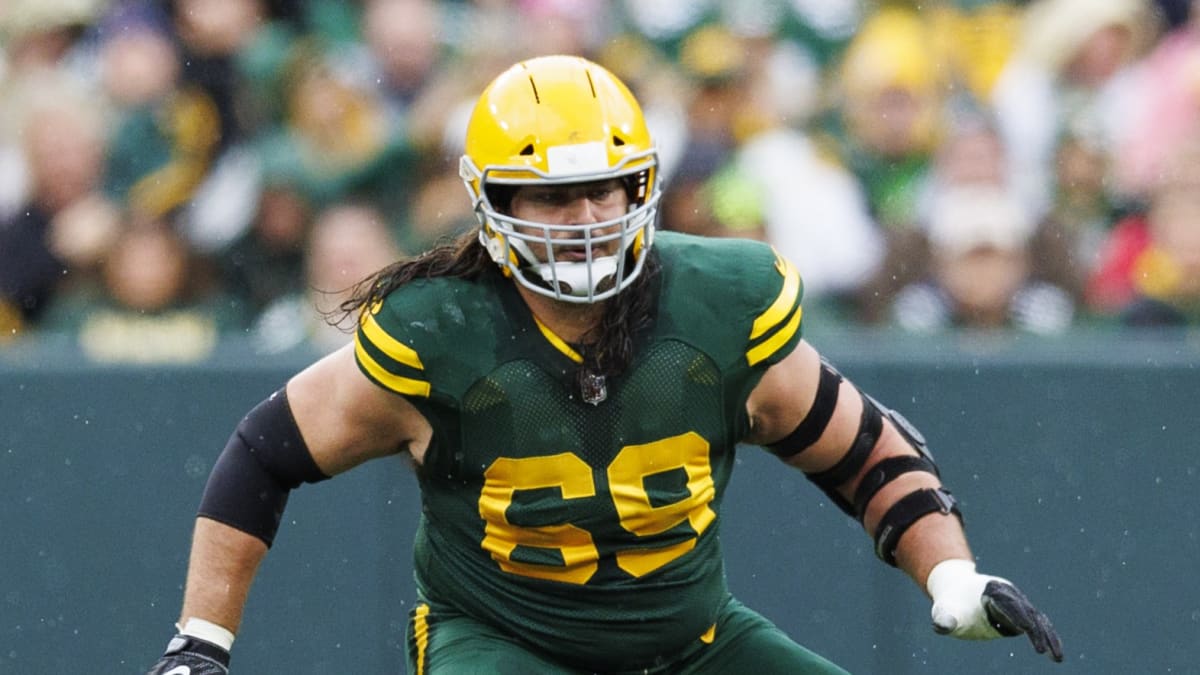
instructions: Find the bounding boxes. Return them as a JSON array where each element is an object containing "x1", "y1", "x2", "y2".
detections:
[
  {"x1": 180, "y1": 617, "x2": 236, "y2": 651},
  {"x1": 925, "y1": 558, "x2": 1004, "y2": 640}
]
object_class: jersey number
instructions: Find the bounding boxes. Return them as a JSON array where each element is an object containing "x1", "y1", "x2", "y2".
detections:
[{"x1": 478, "y1": 431, "x2": 717, "y2": 585}]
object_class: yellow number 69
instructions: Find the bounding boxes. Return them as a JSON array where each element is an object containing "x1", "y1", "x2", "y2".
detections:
[{"x1": 479, "y1": 432, "x2": 717, "y2": 584}]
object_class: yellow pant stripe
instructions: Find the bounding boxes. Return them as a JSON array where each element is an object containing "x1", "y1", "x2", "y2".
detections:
[{"x1": 413, "y1": 603, "x2": 431, "y2": 674}]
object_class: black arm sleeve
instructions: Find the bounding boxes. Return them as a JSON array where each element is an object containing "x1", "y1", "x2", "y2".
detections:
[{"x1": 197, "y1": 388, "x2": 329, "y2": 547}]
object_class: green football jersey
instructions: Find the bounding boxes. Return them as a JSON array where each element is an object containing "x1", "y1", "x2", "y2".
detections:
[{"x1": 354, "y1": 231, "x2": 804, "y2": 671}]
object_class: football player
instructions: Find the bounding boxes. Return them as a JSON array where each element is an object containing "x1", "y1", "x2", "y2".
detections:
[{"x1": 149, "y1": 55, "x2": 1062, "y2": 674}]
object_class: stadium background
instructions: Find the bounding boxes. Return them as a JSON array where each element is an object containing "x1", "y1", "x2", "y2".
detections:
[
  {"x1": 2, "y1": 0, "x2": 1199, "y2": 672},
  {"x1": 3, "y1": 332, "x2": 1198, "y2": 673}
]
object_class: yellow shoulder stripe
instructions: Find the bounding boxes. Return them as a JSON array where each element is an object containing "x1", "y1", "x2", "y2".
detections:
[
  {"x1": 749, "y1": 254, "x2": 801, "y2": 340},
  {"x1": 746, "y1": 251, "x2": 803, "y2": 366},
  {"x1": 354, "y1": 339, "x2": 432, "y2": 397},
  {"x1": 746, "y1": 304, "x2": 802, "y2": 366},
  {"x1": 360, "y1": 311, "x2": 425, "y2": 370}
]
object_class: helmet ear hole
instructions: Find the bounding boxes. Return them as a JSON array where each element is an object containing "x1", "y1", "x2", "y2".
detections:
[
  {"x1": 620, "y1": 176, "x2": 639, "y2": 204},
  {"x1": 622, "y1": 170, "x2": 651, "y2": 205},
  {"x1": 612, "y1": 136, "x2": 626, "y2": 146},
  {"x1": 519, "y1": 144, "x2": 535, "y2": 156}
]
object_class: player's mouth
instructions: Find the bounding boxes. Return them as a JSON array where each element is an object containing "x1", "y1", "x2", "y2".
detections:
[{"x1": 555, "y1": 247, "x2": 592, "y2": 262}]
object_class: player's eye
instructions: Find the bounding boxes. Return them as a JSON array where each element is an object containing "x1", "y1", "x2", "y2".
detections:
[
  {"x1": 588, "y1": 183, "x2": 624, "y2": 204},
  {"x1": 589, "y1": 187, "x2": 616, "y2": 202},
  {"x1": 529, "y1": 190, "x2": 567, "y2": 205}
]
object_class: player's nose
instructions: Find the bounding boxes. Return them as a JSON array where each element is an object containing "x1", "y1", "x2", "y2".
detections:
[{"x1": 562, "y1": 195, "x2": 601, "y2": 225}]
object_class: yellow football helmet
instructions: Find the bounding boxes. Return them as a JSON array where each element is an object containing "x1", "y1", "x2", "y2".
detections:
[{"x1": 460, "y1": 55, "x2": 660, "y2": 303}]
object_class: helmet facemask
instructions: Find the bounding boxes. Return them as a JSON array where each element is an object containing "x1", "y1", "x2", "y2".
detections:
[{"x1": 463, "y1": 150, "x2": 660, "y2": 304}]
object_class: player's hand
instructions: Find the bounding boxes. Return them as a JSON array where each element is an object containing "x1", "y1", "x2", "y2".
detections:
[
  {"x1": 146, "y1": 633, "x2": 230, "y2": 674},
  {"x1": 926, "y1": 559, "x2": 1063, "y2": 662}
]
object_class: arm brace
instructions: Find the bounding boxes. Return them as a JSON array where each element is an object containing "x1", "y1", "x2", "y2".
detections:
[
  {"x1": 766, "y1": 361, "x2": 843, "y2": 458},
  {"x1": 852, "y1": 454, "x2": 939, "y2": 521},
  {"x1": 197, "y1": 388, "x2": 329, "y2": 547},
  {"x1": 873, "y1": 487, "x2": 962, "y2": 566},
  {"x1": 803, "y1": 393, "x2": 883, "y2": 516},
  {"x1": 858, "y1": 399, "x2": 962, "y2": 566},
  {"x1": 766, "y1": 357, "x2": 950, "y2": 525}
]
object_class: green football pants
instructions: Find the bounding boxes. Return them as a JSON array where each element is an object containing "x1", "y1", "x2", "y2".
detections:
[{"x1": 405, "y1": 594, "x2": 850, "y2": 675}]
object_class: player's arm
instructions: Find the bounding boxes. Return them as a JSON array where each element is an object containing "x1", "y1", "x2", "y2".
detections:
[
  {"x1": 148, "y1": 342, "x2": 431, "y2": 674},
  {"x1": 745, "y1": 340, "x2": 1063, "y2": 663}
]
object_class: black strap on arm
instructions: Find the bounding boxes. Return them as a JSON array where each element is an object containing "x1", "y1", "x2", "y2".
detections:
[
  {"x1": 803, "y1": 392, "x2": 883, "y2": 516},
  {"x1": 873, "y1": 487, "x2": 963, "y2": 567},
  {"x1": 197, "y1": 388, "x2": 330, "y2": 547},
  {"x1": 852, "y1": 454, "x2": 940, "y2": 522},
  {"x1": 766, "y1": 361, "x2": 843, "y2": 459}
]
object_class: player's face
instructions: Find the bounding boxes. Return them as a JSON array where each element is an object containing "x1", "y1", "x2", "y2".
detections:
[{"x1": 509, "y1": 179, "x2": 630, "y2": 263}]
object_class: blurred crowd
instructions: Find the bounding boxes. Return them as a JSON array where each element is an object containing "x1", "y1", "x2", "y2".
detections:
[{"x1": 2, "y1": 0, "x2": 1199, "y2": 363}]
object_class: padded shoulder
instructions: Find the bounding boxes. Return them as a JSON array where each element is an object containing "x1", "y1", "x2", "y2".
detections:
[
  {"x1": 652, "y1": 231, "x2": 805, "y2": 373},
  {"x1": 353, "y1": 275, "x2": 512, "y2": 401}
]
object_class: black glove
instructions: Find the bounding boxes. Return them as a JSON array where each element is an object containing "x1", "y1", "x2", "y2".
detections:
[
  {"x1": 146, "y1": 634, "x2": 230, "y2": 675},
  {"x1": 983, "y1": 579, "x2": 1064, "y2": 662},
  {"x1": 926, "y1": 559, "x2": 1064, "y2": 663}
]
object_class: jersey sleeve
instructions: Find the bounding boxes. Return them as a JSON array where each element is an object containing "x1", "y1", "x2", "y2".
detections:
[
  {"x1": 722, "y1": 243, "x2": 805, "y2": 441},
  {"x1": 654, "y1": 232, "x2": 805, "y2": 375},
  {"x1": 351, "y1": 276, "x2": 507, "y2": 406},
  {"x1": 679, "y1": 237, "x2": 804, "y2": 441},
  {"x1": 353, "y1": 298, "x2": 434, "y2": 400},
  {"x1": 742, "y1": 247, "x2": 804, "y2": 371}
]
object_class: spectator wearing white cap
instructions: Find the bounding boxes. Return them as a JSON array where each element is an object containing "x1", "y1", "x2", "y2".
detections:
[{"x1": 891, "y1": 185, "x2": 1075, "y2": 334}]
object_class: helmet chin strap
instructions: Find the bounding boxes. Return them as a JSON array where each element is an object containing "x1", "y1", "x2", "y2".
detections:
[{"x1": 527, "y1": 256, "x2": 619, "y2": 300}]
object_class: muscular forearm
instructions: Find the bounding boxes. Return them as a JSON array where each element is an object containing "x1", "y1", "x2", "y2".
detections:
[
  {"x1": 890, "y1": 508, "x2": 972, "y2": 590},
  {"x1": 854, "y1": 428, "x2": 973, "y2": 588},
  {"x1": 178, "y1": 517, "x2": 268, "y2": 634}
]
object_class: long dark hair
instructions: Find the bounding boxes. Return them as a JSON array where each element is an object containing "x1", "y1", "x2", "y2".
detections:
[
  {"x1": 335, "y1": 231, "x2": 660, "y2": 379},
  {"x1": 337, "y1": 230, "x2": 492, "y2": 317}
]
